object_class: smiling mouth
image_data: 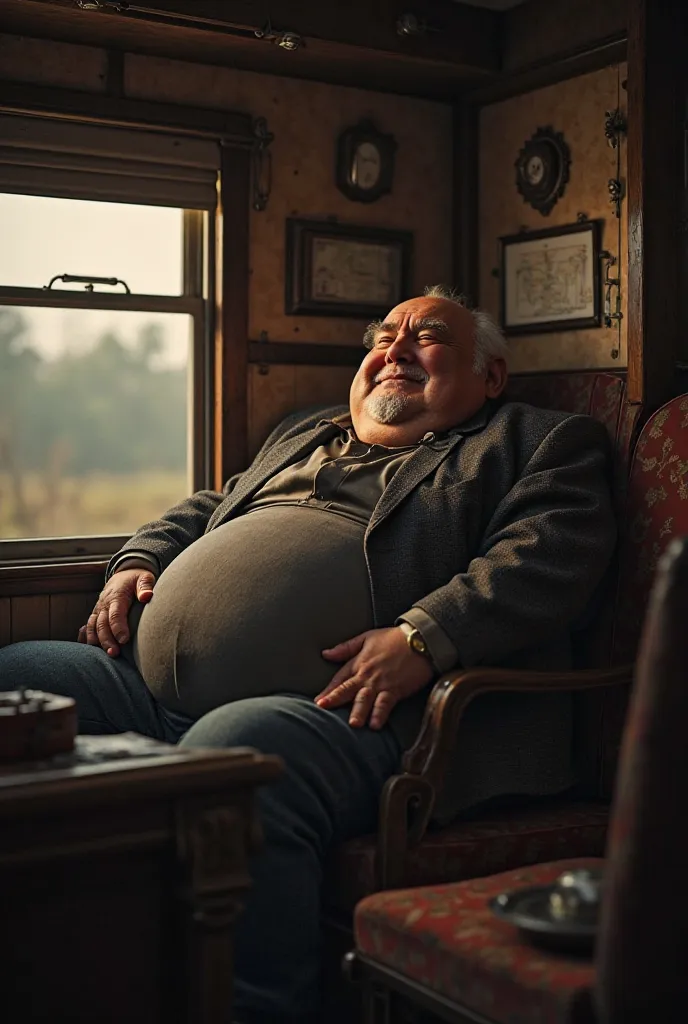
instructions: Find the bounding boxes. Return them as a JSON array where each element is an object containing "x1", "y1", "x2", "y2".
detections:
[{"x1": 376, "y1": 376, "x2": 425, "y2": 387}]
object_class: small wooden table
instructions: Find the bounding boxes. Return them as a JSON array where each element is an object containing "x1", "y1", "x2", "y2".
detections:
[{"x1": 0, "y1": 733, "x2": 282, "y2": 1024}]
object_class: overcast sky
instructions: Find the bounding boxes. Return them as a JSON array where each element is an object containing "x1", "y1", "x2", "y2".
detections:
[{"x1": 0, "y1": 194, "x2": 189, "y2": 368}]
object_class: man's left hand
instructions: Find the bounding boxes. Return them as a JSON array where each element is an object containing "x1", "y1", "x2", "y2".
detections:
[{"x1": 315, "y1": 627, "x2": 434, "y2": 729}]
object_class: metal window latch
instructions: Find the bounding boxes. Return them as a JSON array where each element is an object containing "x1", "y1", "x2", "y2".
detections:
[{"x1": 43, "y1": 273, "x2": 131, "y2": 294}]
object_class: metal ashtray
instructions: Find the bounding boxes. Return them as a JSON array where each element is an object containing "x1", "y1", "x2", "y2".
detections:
[{"x1": 490, "y1": 867, "x2": 603, "y2": 952}]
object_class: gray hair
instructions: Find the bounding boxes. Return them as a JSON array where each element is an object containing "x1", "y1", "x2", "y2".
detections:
[{"x1": 423, "y1": 284, "x2": 508, "y2": 374}]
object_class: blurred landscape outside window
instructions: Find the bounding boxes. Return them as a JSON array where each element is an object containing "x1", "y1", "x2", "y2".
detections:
[{"x1": 0, "y1": 195, "x2": 194, "y2": 543}]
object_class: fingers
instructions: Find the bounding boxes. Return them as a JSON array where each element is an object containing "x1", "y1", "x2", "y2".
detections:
[
  {"x1": 77, "y1": 625, "x2": 87, "y2": 644},
  {"x1": 321, "y1": 633, "x2": 368, "y2": 662},
  {"x1": 108, "y1": 597, "x2": 131, "y2": 646},
  {"x1": 85, "y1": 611, "x2": 100, "y2": 647},
  {"x1": 96, "y1": 607, "x2": 120, "y2": 657},
  {"x1": 136, "y1": 571, "x2": 156, "y2": 603},
  {"x1": 347, "y1": 686, "x2": 376, "y2": 727},
  {"x1": 315, "y1": 659, "x2": 357, "y2": 702},
  {"x1": 369, "y1": 690, "x2": 397, "y2": 730}
]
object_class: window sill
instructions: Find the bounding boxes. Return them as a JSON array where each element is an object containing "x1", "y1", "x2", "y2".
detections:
[{"x1": 0, "y1": 561, "x2": 108, "y2": 598}]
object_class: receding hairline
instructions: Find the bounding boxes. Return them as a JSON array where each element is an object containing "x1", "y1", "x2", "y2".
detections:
[{"x1": 363, "y1": 301, "x2": 474, "y2": 349}]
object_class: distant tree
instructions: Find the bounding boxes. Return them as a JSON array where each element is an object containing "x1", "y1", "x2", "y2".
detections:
[{"x1": 12, "y1": 318, "x2": 187, "y2": 475}]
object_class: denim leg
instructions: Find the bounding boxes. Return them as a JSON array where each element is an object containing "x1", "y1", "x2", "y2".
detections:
[
  {"x1": 179, "y1": 694, "x2": 401, "y2": 1020},
  {"x1": 0, "y1": 640, "x2": 193, "y2": 742}
]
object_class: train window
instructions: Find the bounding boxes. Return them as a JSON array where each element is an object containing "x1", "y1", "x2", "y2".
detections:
[
  {"x1": 0, "y1": 195, "x2": 209, "y2": 562},
  {"x1": 0, "y1": 195, "x2": 184, "y2": 294}
]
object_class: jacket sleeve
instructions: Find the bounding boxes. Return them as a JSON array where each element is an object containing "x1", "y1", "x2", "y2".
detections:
[
  {"x1": 409, "y1": 415, "x2": 617, "y2": 669},
  {"x1": 104, "y1": 411, "x2": 310, "y2": 580}
]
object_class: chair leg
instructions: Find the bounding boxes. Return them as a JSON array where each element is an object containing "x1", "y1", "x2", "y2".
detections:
[{"x1": 364, "y1": 982, "x2": 391, "y2": 1024}]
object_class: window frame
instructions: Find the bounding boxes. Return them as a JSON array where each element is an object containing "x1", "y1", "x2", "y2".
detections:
[
  {"x1": 0, "y1": 205, "x2": 209, "y2": 563},
  {"x1": 0, "y1": 83, "x2": 253, "y2": 570}
]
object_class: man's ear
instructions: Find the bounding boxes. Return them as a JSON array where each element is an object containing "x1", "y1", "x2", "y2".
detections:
[{"x1": 484, "y1": 358, "x2": 508, "y2": 399}]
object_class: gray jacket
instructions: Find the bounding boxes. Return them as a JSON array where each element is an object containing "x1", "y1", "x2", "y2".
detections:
[{"x1": 110, "y1": 399, "x2": 616, "y2": 817}]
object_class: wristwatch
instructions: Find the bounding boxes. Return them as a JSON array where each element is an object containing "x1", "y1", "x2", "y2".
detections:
[{"x1": 399, "y1": 622, "x2": 432, "y2": 661}]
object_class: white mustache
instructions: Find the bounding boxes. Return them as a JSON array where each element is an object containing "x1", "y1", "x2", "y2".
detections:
[{"x1": 374, "y1": 367, "x2": 429, "y2": 384}]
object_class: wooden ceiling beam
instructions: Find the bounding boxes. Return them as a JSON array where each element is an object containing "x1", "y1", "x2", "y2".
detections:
[{"x1": 0, "y1": 0, "x2": 501, "y2": 98}]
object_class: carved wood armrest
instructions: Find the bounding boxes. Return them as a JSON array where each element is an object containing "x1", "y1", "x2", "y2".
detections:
[
  {"x1": 403, "y1": 664, "x2": 633, "y2": 793},
  {"x1": 375, "y1": 664, "x2": 632, "y2": 890},
  {"x1": 403, "y1": 663, "x2": 634, "y2": 790}
]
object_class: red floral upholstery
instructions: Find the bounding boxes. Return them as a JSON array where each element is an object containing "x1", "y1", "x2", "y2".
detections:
[
  {"x1": 612, "y1": 395, "x2": 688, "y2": 665},
  {"x1": 325, "y1": 802, "x2": 608, "y2": 914},
  {"x1": 355, "y1": 858, "x2": 601, "y2": 1024}
]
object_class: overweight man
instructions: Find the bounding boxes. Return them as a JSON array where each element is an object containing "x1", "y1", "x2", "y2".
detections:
[{"x1": 0, "y1": 285, "x2": 616, "y2": 1024}]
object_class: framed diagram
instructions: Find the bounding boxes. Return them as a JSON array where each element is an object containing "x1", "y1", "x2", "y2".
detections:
[
  {"x1": 285, "y1": 218, "x2": 413, "y2": 318},
  {"x1": 500, "y1": 220, "x2": 601, "y2": 335}
]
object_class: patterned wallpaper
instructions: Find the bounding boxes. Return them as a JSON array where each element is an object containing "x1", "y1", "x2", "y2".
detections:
[{"x1": 479, "y1": 64, "x2": 628, "y2": 373}]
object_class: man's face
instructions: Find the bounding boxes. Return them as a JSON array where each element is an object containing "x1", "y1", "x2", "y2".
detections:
[{"x1": 349, "y1": 296, "x2": 507, "y2": 445}]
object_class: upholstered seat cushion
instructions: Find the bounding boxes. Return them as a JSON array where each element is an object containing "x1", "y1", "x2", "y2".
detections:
[
  {"x1": 325, "y1": 801, "x2": 608, "y2": 913},
  {"x1": 355, "y1": 857, "x2": 602, "y2": 1024}
]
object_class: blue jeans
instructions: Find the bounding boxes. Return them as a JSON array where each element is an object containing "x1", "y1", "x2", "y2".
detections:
[{"x1": 0, "y1": 641, "x2": 401, "y2": 1021}]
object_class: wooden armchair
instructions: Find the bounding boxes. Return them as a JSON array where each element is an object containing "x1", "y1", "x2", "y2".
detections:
[
  {"x1": 323, "y1": 374, "x2": 662, "y2": 1021},
  {"x1": 349, "y1": 529, "x2": 688, "y2": 1024},
  {"x1": 325, "y1": 373, "x2": 645, "y2": 923}
]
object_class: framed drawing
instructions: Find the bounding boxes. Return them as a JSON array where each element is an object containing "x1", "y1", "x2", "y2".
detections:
[
  {"x1": 285, "y1": 218, "x2": 413, "y2": 318},
  {"x1": 500, "y1": 220, "x2": 602, "y2": 335}
]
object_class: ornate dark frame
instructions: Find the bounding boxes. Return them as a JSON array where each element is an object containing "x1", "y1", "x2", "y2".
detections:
[
  {"x1": 285, "y1": 218, "x2": 413, "y2": 318},
  {"x1": 499, "y1": 220, "x2": 602, "y2": 335},
  {"x1": 515, "y1": 125, "x2": 571, "y2": 216},
  {"x1": 335, "y1": 119, "x2": 397, "y2": 203}
]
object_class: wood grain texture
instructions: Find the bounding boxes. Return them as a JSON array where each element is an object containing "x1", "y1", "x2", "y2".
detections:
[
  {"x1": 0, "y1": 0, "x2": 498, "y2": 97},
  {"x1": 247, "y1": 364, "x2": 296, "y2": 461},
  {"x1": 248, "y1": 340, "x2": 363, "y2": 367},
  {"x1": 626, "y1": 0, "x2": 683, "y2": 408},
  {"x1": 453, "y1": 98, "x2": 479, "y2": 302},
  {"x1": 503, "y1": 0, "x2": 627, "y2": 72},
  {"x1": 215, "y1": 145, "x2": 251, "y2": 483},
  {"x1": 49, "y1": 592, "x2": 99, "y2": 642},
  {"x1": 0, "y1": 563, "x2": 107, "y2": 598},
  {"x1": 0, "y1": 598, "x2": 10, "y2": 648},
  {"x1": 10, "y1": 595, "x2": 50, "y2": 643}
]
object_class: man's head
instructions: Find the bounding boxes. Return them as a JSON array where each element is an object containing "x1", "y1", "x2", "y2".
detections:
[{"x1": 349, "y1": 286, "x2": 508, "y2": 445}]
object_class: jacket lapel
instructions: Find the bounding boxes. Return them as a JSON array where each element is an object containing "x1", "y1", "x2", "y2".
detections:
[
  {"x1": 367, "y1": 402, "x2": 495, "y2": 534},
  {"x1": 206, "y1": 420, "x2": 342, "y2": 532}
]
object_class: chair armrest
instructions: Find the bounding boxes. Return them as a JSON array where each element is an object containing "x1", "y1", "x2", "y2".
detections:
[
  {"x1": 403, "y1": 664, "x2": 633, "y2": 794},
  {"x1": 374, "y1": 664, "x2": 632, "y2": 890}
]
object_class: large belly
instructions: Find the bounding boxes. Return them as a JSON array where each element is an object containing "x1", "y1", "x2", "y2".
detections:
[{"x1": 131, "y1": 506, "x2": 374, "y2": 717}]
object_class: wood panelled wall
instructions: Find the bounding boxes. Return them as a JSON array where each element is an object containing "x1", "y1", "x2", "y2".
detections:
[{"x1": 0, "y1": 567, "x2": 104, "y2": 648}]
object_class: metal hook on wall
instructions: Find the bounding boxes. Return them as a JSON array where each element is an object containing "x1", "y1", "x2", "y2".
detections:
[
  {"x1": 600, "y1": 249, "x2": 622, "y2": 359},
  {"x1": 251, "y1": 117, "x2": 274, "y2": 212}
]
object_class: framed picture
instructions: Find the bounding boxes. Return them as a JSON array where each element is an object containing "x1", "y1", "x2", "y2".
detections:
[
  {"x1": 285, "y1": 218, "x2": 413, "y2": 318},
  {"x1": 500, "y1": 220, "x2": 602, "y2": 335}
]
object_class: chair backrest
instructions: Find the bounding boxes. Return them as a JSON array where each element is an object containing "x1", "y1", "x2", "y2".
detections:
[
  {"x1": 507, "y1": 372, "x2": 644, "y2": 798},
  {"x1": 580, "y1": 393, "x2": 688, "y2": 797},
  {"x1": 506, "y1": 372, "x2": 641, "y2": 516},
  {"x1": 596, "y1": 537, "x2": 688, "y2": 1023}
]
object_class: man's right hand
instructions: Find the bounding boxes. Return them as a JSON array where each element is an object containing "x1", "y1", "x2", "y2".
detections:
[{"x1": 78, "y1": 567, "x2": 156, "y2": 657}]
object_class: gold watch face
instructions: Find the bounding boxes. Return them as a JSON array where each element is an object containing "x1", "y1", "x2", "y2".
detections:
[{"x1": 410, "y1": 633, "x2": 427, "y2": 654}]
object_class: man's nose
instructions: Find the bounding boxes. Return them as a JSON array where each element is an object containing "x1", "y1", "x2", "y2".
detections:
[{"x1": 384, "y1": 330, "x2": 416, "y2": 363}]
